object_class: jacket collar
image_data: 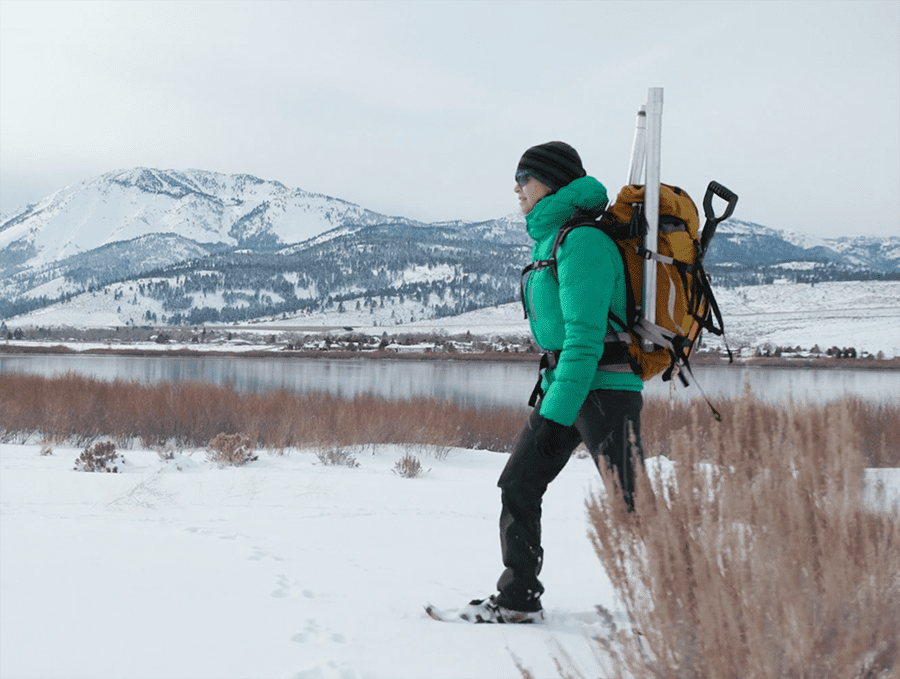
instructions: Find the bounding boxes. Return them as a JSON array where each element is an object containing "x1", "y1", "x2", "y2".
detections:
[{"x1": 525, "y1": 175, "x2": 608, "y2": 242}]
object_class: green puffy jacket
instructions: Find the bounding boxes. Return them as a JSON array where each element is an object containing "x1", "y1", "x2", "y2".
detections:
[{"x1": 522, "y1": 176, "x2": 643, "y2": 426}]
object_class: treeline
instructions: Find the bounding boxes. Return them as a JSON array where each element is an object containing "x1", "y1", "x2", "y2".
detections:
[
  {"x1": 134, "y1": 227, "x2": 525, "y2": 325},
  {"x1": 4, "y1": 214, "x2": 897, "y2": 326},
  {"x1": 156, "y1": 278, "x2": 518, "y2": 325},
  {"x1": 708, "y1": 262, "x2": 900, "y2": 288}
]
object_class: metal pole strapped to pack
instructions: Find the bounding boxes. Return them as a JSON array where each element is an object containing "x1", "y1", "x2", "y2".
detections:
[
  {"x1": 642, "y1": 88, "x2": 663, "y2": 350},
  {"x1": 627, "y1": 105, "x2": 646, "y2": 185}
]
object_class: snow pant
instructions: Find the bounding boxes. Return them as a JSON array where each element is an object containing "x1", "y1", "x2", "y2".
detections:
[{"x1": 495, "y1": 389, "x2": 644, "y2": 610}]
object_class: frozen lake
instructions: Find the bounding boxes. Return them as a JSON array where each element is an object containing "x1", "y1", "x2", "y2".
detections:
[{"x1": 1, "y1": 354, "x2": 897, "y2": 407}]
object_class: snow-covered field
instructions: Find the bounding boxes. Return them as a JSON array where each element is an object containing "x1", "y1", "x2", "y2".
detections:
[
  {"x1": 262, "y1": 280, "x2": 900, "y2": 357},
  {"x1": 1, "y1": 441, "x2": 898, "y2": 679},
  {"x1": 5, "y1": 281, "x2": 900, "y2": 357},
  {"x1": 708, "y1": 280, "x2": 900, "y2": 357}
]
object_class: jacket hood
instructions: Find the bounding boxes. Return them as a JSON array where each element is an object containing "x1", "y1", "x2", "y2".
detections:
[{"x1": 525, "y1": 176, "x2": 608, "y2": 242}]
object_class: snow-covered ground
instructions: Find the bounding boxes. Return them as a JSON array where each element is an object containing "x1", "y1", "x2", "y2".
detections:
[
  {"x1": 5, "y1": 281, "x2": 898, "y2": 357},
  {"x1": 1, "y1": 442, "x2": 898, "y2": 679},
  {"x1": 319, "y1": 280, "x2": 900, "y2": 357},
  {"x1": 707, "y1": 280, "x2": 900, "y2": 357}
]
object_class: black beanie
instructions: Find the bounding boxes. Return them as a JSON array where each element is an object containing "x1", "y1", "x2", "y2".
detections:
[{"x1": 516, "y1": 141, "x2": 586, "y2": 192}]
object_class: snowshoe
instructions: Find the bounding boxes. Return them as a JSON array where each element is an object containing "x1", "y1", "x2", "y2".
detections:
[{"x1": 426, "y1": 595, "x2": 544, "y2": 624}]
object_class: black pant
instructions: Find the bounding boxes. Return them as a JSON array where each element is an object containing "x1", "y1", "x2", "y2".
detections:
[{"x1": 495, "y1": 389, "x2": 643, "y2": 610}]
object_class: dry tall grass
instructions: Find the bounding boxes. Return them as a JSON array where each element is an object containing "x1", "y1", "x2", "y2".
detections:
[
  {"x1": 0, "y1": 372, "x2": 524, "y2": 451},
  {"x1": 640, "y1": 390, "x2": 900, "y2": 469},
  {"x1": 206, "y1": 432, "x2": 258, "y2": 466},
  {"x1": 583, "y1": 396, "x2": 900, "y2": 679},
  {"x1": 1, "y1": 374, "x2": 897, "y2": 470}
]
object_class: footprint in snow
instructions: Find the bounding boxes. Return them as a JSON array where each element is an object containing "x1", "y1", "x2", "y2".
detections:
[
  {"x1": 291, "y1": 619, "x2": 348, "y2": 645},
  {"x1": 271, "y1": 573, "x2": 292, "y2": 598},
  {"x1": 248, "y1": 545, "x2": 286, "y2": 562}
]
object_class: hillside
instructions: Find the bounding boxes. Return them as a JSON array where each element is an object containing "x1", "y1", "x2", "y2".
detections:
[
  {"x1": 2, "y1": 168, "x2": 898, "y2": 356},
  {"x1": 5, "y1": 280, "x2": 899, "y2": 358}
]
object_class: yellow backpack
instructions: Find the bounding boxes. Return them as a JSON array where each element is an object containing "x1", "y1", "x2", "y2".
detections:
[{"x1": 548, "y1": 181, "x2": 737, "y2": 390}]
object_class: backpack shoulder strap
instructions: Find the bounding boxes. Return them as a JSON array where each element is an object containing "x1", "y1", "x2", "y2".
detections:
[
  {"x1": 520, "y1": 210, "x2": 600, "y2": 318},
  {"x1": 546, "y1": 208, "x2": 606, "y2": 280},
  {"x1": 546, "y1": 208, "x2": 641, "y2": 374},
  {"x1": 550, "y1": 209, "x2": 640, "y2": 330}
]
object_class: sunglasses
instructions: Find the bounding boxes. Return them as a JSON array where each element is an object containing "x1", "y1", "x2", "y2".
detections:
[{"x1": 515, "y1": 170, "x2": 531, "y2": 187}]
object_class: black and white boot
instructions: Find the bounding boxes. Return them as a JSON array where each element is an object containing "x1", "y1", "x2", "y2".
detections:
[{"x1": 457, "y1": 595, "x2": 544, "y2": 624}]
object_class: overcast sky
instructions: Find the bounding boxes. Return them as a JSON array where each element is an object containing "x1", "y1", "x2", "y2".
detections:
[{"x1": 1, "y1": 0, "x2": 898, "y2": 239}]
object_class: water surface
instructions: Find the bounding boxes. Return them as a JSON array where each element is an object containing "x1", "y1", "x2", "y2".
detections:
[{"x1": 2, "y1": 354, "x2": 896, "y2": 408}]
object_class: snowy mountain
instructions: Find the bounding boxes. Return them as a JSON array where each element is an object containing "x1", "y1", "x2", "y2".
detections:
[
  {"x1": 0, "y1": 167, "x2": 418, "y2": 273},
  {"x1": 706, "y1": 219, "x2": 900, "y2": 280},
  {"x1": 1, "y1": 168, "x2": 898, "y2": 328}
]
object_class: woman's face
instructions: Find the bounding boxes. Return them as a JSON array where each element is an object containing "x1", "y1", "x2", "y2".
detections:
[{"x1": 515, "y1": 175, "x2": 552, "y2": 215}]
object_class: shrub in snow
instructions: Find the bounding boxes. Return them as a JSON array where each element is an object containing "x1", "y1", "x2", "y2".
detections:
[
  {"x1": 582, "y1": 400, "x2": 900, "y2": 679},
  {"x1": 401, "y1": 442, "x2": 451, "y2": 461},
  {"x1": 206, "y1": 433, "x2": 258, "y2": 466},
  {"x1": 74, "y1": 441, "x2": 125, "y2": 473},
  {"x1": 315, "y1": 445, "x2": 360, "y2": 468},
  {"x1": 427, "y1": 445, "x2": 452, "y2": 461},
  {"x1": 392, "y1": 454, "x2": 429, "y2": 479}
]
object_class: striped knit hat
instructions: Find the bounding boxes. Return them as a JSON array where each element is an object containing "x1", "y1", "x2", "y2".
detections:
[{"x1": 516, "y1": 141, "x2": 586, "y2": 193}]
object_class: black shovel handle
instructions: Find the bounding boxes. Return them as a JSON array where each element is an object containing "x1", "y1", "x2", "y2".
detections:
[
  {"x1": 703, "y1": 181, "x2": 738, "y2": 222},
  {"x1": 698, "y1": 181, "x2": 738, "y2": 262}
]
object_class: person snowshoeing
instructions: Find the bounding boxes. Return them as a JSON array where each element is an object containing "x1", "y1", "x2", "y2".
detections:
[{"x1": 464, "y1": 141, "x2": 645, "y2": 624}]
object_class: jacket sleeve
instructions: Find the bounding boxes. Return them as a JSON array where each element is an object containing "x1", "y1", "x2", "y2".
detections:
[{"x1": 538, "y1": 228, "x2": 619, "y2": 426}]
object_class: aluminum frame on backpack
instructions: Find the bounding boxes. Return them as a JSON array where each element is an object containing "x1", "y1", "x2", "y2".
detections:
[
  {"x1": 628, "y1": 88, "x2": 663, "y2": 351},
  {"x1": 627, "y1": 106, "x2": 647, "y2": 185}
]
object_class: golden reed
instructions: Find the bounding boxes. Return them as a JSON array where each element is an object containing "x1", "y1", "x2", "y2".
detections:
[
  {"x1": 581, "y1": 396, "x2": 899, "y2": 679},
  {"x1": 1, "y1": 373, "x2": 896, "y2": 467}
]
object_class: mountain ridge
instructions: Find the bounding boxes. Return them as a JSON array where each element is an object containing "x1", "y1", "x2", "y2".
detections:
[
  {"x1": 0, "y1": 167, "x2": 424, "y2": 271},
  {"x1": 1, "y1": 168, "x2": 897, "y2": 328}
]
